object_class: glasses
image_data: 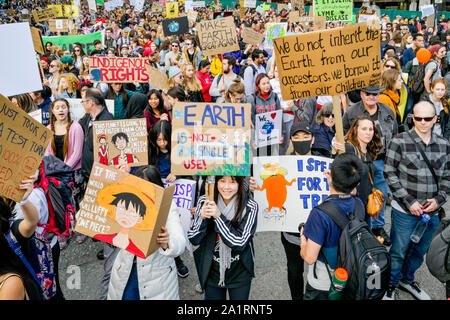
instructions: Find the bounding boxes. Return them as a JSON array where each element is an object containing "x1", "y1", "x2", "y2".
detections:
[
  {"x1": 75, "y1": 49, "x2": 80, "y2": 52},
  {"x1": 172, "y1": 44, "x2": 179, "y2": 47},
  {"x1": 413, "y1": 116, "x2": 435, "y2": 122},
  {"x1": 81, "y1": 99, "x2": 91, "y2": 104},
  {"x1": 364, "y1": 92, "x2": 379, "y2": 97},
  {"x1": 385, "y1": 64, "x2": 396, "y2": 69},
  {"x1": 323, "y1": 114, "x2": 335, "y2": 118},
  {"x1": 50, "y1": 64, "x2": 58, "y2": 67}
]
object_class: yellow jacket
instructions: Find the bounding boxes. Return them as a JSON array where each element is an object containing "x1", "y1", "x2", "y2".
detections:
[{"x1": 210, "y1": 56, "x2": 222, "y2": 78}]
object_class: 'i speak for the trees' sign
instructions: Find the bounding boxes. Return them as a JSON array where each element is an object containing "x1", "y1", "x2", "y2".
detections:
[{"x1": 171, "y1": 102, "x2": 251, "y2": 176}]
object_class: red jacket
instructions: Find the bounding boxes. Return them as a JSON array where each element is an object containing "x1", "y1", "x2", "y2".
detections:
[{"x1": 196, "y1": 71, "x2": 212, "y2": 102}]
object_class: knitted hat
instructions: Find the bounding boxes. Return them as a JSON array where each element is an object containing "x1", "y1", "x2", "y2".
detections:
[
  {"x1": 168, "y1": 66, "x2": 182, "y2": 79},
  {"x1": 60, "y1": 55, "x2": 73, "y2": 66}
]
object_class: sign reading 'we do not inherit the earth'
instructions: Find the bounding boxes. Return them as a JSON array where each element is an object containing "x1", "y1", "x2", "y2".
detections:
[{"x1": 273, "y1": 23, "x2": 381, "y2": 101}]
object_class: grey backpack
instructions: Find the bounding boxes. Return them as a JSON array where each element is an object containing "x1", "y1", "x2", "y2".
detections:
[{"x1": 426, "y1": 218, "x2": 450, "y2": 283}]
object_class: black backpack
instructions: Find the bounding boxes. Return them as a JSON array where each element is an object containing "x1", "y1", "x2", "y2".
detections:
[
  {"x1": 426, "y1": 218, "x2": 450, "y2": 283},
  {"x1": 238, "y1": 64, "x2": 257, "y2": 80},
  {"x1": 409, "y1": 61, "x2": 436, "y2": 99},
  {"x1": 317, "y1": 199, "x2": 391, "y2": 300}
]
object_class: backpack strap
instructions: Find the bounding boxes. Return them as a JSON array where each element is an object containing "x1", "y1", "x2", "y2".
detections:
[{"x1": 317, "y1": 197, "x2": 365, "y2": 230}]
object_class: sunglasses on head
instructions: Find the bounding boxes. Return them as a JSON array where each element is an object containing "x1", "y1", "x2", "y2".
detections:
[{"x1": 413, "y1": 116, "x2": 435, "y2": 122}]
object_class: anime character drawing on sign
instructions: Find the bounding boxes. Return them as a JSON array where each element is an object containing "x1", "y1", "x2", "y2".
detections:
[
  {"x1": 94, "y1": 180, "x2": 158, "y2": 259},
  {"x1": 256, "y1": 163, "x2": 295, "y2": 224},
  {"x1": 97, "y1": 134, "x2": 109, "y2": 165},
  {"x1": 110, "y1": 132, "x2": 139, "y2": 165}
]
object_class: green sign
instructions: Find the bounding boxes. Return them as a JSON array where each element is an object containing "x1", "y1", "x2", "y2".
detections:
[
  {"x1": 97, "y1": 0, "x2": 105, "y2": 4},
  {"x1": 42, "y1": 32, "x2": 103, "y2": 56},
  {"x1": 313, "y1": 0, "x2": 353, "y2": 22}
]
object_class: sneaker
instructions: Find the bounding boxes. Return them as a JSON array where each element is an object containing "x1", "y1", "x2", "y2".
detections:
[
  {"x1": 398, "y1": 281, "x2": 431, "y2": 300},
  {"x1": 195, "y1": 283, "x2": 204, "y2": 294},
  {"x1": 382, "y1": 284, "x2": 396, "y2": 300},
  {"x1": 175, "y1": 258, "x2": 189, "y2": 278},
  {"x1": 372, "y1": 227, "x2": 391, "y2": 246}
]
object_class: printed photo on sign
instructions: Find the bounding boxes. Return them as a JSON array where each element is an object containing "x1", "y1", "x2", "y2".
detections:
[
  {"x1": 75, "y1": 163, "x2": 175, "y2": 258},
  {"x1": 255, "y1": 110, "x2": 282, "y2": 148},
  {"x1": 254, "y1": 155, "x2": 332, "y2": 233},
  {"x1": 93, "y1": 119, "x2": 148, "y2": 167}
]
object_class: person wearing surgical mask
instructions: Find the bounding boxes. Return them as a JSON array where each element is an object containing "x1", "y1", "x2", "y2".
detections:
[{"x1": 289, "y1": 121, "x2": 315, "y2": 156}]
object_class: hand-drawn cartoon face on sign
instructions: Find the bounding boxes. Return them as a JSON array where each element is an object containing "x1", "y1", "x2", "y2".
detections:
[
  {"x1": 171, "y1": 102, "x2": 251, "y2": 176},
  {"x1": 93, "y1": 119, "x2": 148, "y2": 168},
  {"x1": 75, "y1": 163, "x2": 175, "y2": 258}
]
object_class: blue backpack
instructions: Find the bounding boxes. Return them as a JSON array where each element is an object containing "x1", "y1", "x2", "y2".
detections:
[{"x1": 6, "y1": 228, "x2": 56, "y2": 300}]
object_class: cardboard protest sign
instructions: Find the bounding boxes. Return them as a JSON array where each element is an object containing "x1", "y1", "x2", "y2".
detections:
[
  {"x1": 0, "y1": 95, "x2": 52, "y2": 202},
  {"x1": 197, "y1": 16, "x2": 239, "y2": 57},
  {"x1": 314, "y1": 0, "x2": 353, "y2": 22},
  {"x1": 31, "y1": 27, "x2": 45, "y2": 55},
  {"x1": 152, "y1": 5, "x2": 164, "y2": 13},
  {"x1": 273, "y1": 23, "x2": 381, "y2": 101},
  {"x1": 187, "y1": 10, "x2": 198, "y2": 26},
  {"x1": 289, "y1": 10, "x2": 300, "y2": 24},
  {"x1": 171, "y1": 102, "x2": 251, "y2": 176},
  {"x1": 47, "y1": 5, "x2": 63, "y2": 18},
  {"x1": 49, "y1": 19, "x2": 69, "y2": 33},
  {"x1": 148, "y1": 67, "x2": 170, "y2": 91},
  {"x1": 241, "y1": 27, "x2": 264, "y2": 46},
  {"x1": 66, "y1": 98, "x2": 114, "y2": 122},
  {"x1": 32, "y1": 7, "x2": 57, "y2": 22},
  {"x1": 255, "y1": 110, "x2": 282, "y2": 148},
  {"x1": 264, "y1": 23, "x2": 287, "y2": 49},
  {"x1": 254, "y1": 155, "x2": 332, "y2": 233},
  {"x1": 93, "y1": 119, "x2": 148, "y2": 167},
  {"x1": 244, "y1": 0, "x2": 256, "y2": 8},
  {"x1": 165, "y1": 2, "x2": 179, "y2": 18},
  {"x1": 75, "y1": 163, "x2": 175, "y2": 258},
  {"x1": 0, "y1": 23, "x2": 42, "y2": 97},
  {"x1": 43, "y1": 31, "x2": 103, "y2": 56},
  {"x1": 162, "y1": 16, "x2": 189, "y2": 37},
  {"x1": 89, "y1": 56, "x2": 151, "y2": 83}
]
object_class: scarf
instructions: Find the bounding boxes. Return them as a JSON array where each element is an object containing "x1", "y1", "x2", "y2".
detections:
[{"x1": 217, "y1": 194, "x2": 238, "y2": 287}]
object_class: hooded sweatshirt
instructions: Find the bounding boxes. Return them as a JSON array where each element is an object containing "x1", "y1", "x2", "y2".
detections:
[
  {"x1": 126, "y1": 93, "x2": 147, "y2": 119},
  {"x1": 248, "y1": 91, "x2": 281, "y2": 125}
]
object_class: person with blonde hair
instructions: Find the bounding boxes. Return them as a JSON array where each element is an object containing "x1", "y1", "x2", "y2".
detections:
[
  {"x1": 420, "y1": 78, "x2": 450, "y2": 139},
  {"x1": 224, "y1": 79, "x2": 246, "y2": 103},
  {"x1": 56, "y1": 73, "x2": 79, "y2": 99},
  {"x1": 45, "y1": 59, "x2": 64, "y2": 97},
  {"x1": 379, "y1": 69, "x2": 403, "y2": 125},
  {"x1": 181, "y1": 63, "x2": 204, "y2": 102}
]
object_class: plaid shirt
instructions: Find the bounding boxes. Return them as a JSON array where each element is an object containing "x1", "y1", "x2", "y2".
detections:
[{"x1": 384, "y1": 128, "x2": 450, "y2": 213}]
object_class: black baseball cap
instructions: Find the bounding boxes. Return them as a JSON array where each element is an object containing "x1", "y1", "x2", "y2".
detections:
[{"x1": 290, "y1": 121, "x2": 313, "y2": 137}]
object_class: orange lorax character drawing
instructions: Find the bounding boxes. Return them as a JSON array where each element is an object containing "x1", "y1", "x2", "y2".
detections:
[{"x1": 256, "y1": 163, "x2": 296, "y2": 213}]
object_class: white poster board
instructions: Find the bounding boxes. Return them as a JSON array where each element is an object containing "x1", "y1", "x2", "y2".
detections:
[
  {"x1": 255, "y1": 110, "x2": 282, "y2": 148},
  {"x1": 29, "y1": 109, "x2": 42, "y2": 124},
  {"x1": 254, "y1": 155, "x2": 333, "y2": 233},
  {"x1": 244, "y1": 0, "x2": 257, "y2": 8},
  {"x1": 87, "y1": 0, "x2": 97, "y2": 12},
  {"x1": 0, "y1": 23, "x2": 42, "y2": 96},
  {"x1": 67, "y1": 98, "x2": 114, "y2": 122},
  {"x1": 421, "y1": 5, "x2": 435, "y2": 17},
  {"x1": 134, "y1": 0, "x2": 145, "y2": 12}
]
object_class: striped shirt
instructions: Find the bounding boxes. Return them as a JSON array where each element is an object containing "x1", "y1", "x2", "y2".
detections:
[{"x1": 384, "y1": 128, "x2": 450, "y2": 213}]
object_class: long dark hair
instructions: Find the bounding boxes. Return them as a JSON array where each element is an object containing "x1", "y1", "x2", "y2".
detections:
[
  {"x1": 146, "y1": 89, "x2": 166, "y2": 117},
  {"x1": 50, "y1": 98, "x2": 73, "y2": 160},
  {"x1": 107, "y1": 83, "x2": 129, "y2": 107},
  {"x1": 134, "y1": 165, "x2": 164, "y2": 187},
  {"x1": 213, "y1": 176, "x2": 245, "y2": 227},
  {"x1": 344, "y1": 116, "x2": 383, "y2": 160},
  {"x1": 148, "y1": 120, "x2": 171, "y2": 165}
]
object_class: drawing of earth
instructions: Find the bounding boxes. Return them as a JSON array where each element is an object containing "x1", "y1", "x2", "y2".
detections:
[{"x1": 169, "y1": 21, "x2": 180, "y2": 33}]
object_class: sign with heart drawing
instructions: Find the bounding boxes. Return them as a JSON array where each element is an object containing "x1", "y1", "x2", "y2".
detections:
[{"x1": 255, "y1": 109, "x2": 283, "y2": 148}]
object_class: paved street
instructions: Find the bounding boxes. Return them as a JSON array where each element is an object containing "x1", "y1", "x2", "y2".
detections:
[{"x1": 59, "y1": 202, "x2": 448, "y2": 300}]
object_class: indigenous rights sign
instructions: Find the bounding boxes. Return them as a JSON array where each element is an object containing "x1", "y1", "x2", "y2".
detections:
[
  {"x1": 89, "y1": 57, "x2": 151, "y2": 83},
  {"x1": 273, "y1": 23, "x2": 381, "y2": 100}
]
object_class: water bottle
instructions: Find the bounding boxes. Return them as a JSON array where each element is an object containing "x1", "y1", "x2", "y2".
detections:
[
  {"x1": 328, "y1": 268, "x2": 348, "y2": 300},
  {"x1": 410, "y1": 214, "x2": 431, "y2": 244}
]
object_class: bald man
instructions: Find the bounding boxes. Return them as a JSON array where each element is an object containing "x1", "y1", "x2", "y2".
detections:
[{"x1": 383, "y1": 101, "x2": 450, "y2": 300}]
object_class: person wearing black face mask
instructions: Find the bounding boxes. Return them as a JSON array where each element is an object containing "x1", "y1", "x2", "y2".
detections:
[{"x1": 248, "y1": 120, "x2": 314, "y2": 301}]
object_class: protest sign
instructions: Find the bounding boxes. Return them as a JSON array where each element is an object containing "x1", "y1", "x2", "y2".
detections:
[
  {"x1": 254, "y1": 155, "x2": 332, "y2": 233},
  {"x1": 241, "y1": 27, "x2": 264, "y2": 45},
  {"x1": 29, "y1": 109, "x2": 42, "y2": 124},
  {"x1": 43, "y1": 31, "x2": 103, "y2": 56},
  {"x1": 421, "y1": 5, "x2": 434, "y2": 17},
  {"x1": 66, "y1": 98, "x2": 114, "y2": 122},
  {"x1": 152, "y1": 5, "x2": 164, "y2": 13},
  {"x1": 104, "y1": 1, "x2": 115, "y2": 11},
  {"x1": 240, "y1": 7, "x2": 246, "y2": 20},
  {"x1": 47, "y1": 5, "x2": 64, "y2": 17},
  {"x1": 148, "y1": 67, "x2": 170, "y2": 91},
  {"x1": 197, "y1": 16, "x2": 239, "y2": 56},
  {"x1": 49, "y1": 19, "x2": 69, "y2": 33},
  {"x1": 88, "y1": 0, "x2": 97, "y2": 12},
  {"x1": 64, "y1": 5, "x2": 80, "y2": 18},
  {"x1": 93, "y1": 118, "x2": 148, "y2": 167},
  {"x1": 165, "y1": 2, "x2": 179, "y2": 18},
  {"x1": 0, "y1": 23, "x2": 42, "y2": 97},
  {"x1": 89, "y1": 56, "x2": 150, "y2": 83},
  {"x1": 75, "y1": 163, "x2": 175, "y2": 258},
  {"x1": 314, "y1": 0, "x2": 353, "y2": 22},
  {"x1": 273, "y1": 23, "x2": 381, "y2": 101},
  {"x1": 314, "y1": 16, "x2": 327, "y2": 30},
  {"x1": 162, "y1": 16, "x2": 189, "y2": 37},
  {"x1": 191, "y1": 1, "x2": 205, "y2": 8},
  {"x1": 0, "y1": 94, "x2": 52, "y2": 202},
  {"x1": 255, "y1": 5, "x2": 265, "y2": 15},
  {"x1": 31, "y1": 27, "x2": 45, "y2": 55},
  {"x1": 244, "y1": 0, "x2": 256, "y2": 8},
  {"x1": 32, "y1": 7, "x2": 57, "y2": 22},
  {"x1": 171, "y1": 102, "x2": 251, "y2": 176},
  {"x1": 264, "y1": 23, "x2": 287, "y2": 49},
  {"x1": 255, "y1": 110, "x2": 282, "y2": 148},
  {"x1": 262, "y1": 3, "x2": 271, "y2": 11},
  {"x1": 187, "y1": 10, "x2": 198, "y2": 25},
  {"x1": 134, "y1": 0, "x2": 145, "y2": 12}
]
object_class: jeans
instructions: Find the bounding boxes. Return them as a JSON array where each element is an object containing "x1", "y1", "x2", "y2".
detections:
[
  {"x1": 204, "y1": 283, "x2": 251, "y2": 300},
  {"x1": 389, "y1": 208, "x2": 439, "y2": 287},
  {"x1": 280, "y1": 233, "x2": 304, "y2": 300},
  {"x1": 371, "y1": 159, "x2": 389, "y2": 229},
  {"x1": 122, "y1": 263, "x2": 140, "y2": 300}
]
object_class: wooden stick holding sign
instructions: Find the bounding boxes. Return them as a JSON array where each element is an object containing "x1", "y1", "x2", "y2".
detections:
[
  {"x1": 332, "y1": 95, "x2": 344, "y2": 154},
  {"x1": 206, "y1": 176, "x2": 215, "y2": 201}
]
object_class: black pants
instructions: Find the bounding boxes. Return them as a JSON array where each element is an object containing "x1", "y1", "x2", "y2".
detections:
[
  {"x1": 446, "y1": 280, "x2": 450, "y2": 299},
  {"x1": 304, "y1": 283, "x2": 329, "y2": 300},
  {"x1": 205, "y1": 283, "x2": 251, "y2": 300},
  {"x1": 280, "y1": 233, "x2": 304, "y2": 300},
  {"x1": 49, "y1": 242, "x2": 65, "y2": 301}
]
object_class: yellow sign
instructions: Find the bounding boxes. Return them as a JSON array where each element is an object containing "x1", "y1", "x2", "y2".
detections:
[
  {"x1": 64, "y1": 5, "x2": 79, "y2": 18},
  {"x1": 165, "y1": 2, "x2": 179, "y2": 19},
  {"x1": 48, "y1": 5, "x2": 63, "y2": 18}
]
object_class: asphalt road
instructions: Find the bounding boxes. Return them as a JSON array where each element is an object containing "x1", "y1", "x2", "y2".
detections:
[{"x1": 58, "y1": 202, "x2": 448, "y2": 300}]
